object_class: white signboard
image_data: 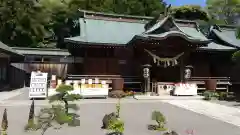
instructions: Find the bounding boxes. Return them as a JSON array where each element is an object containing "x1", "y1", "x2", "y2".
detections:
[
  {"x1": 173, "y1": 83, "x2": 198, "y2": 96},
  {"x1": 29, "y1": 71, "x2": 48, "y2": 98}
]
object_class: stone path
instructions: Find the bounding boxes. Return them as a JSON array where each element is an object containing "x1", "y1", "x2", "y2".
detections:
[{"x1": 161, "y1": 100, "x2": 240, "y2": 127}]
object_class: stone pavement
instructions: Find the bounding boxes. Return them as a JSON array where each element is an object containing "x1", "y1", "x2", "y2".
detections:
[
  {"x1": 161, "y1": 100, "x2": 240, "y2": 128},
  {"x1": 0, "y1": 87, "x2": 24, "y2": 101}
]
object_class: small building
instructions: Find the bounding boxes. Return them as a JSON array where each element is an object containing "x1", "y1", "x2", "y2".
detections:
[
  {"x1": 0, "y1": 42, "x2": 24, "y2": 90},
  {"x1": 10, "y1": 47, "x2": 71, "y2": 86}
]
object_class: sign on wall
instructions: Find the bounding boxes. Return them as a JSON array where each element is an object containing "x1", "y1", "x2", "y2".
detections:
[{"x1": 29, "y1": 71, "x2": 48, "y2": 98}]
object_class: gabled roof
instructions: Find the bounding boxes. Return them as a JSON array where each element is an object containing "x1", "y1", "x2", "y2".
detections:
[
  {"x1": 65, "y1": 18, "x2": 145, "y2": 46},
  {"x1": 64, "y1": 10, "x2": 236, "y2": 51},
  {"x1": 134, "y1": 16, "x2": 211, "y2": 44},
  {"x1": 11, "y1": 47, "x2": 70, "y2": 56},
  {"x1": 209, "y1": 25, "x2": 240, "y2": 48}
]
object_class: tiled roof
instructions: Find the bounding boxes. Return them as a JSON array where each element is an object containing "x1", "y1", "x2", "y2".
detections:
[
  {"x1": 64, "y1": 10, "x2": 238, "y2": 51},
  {"x1": 136, "y1": 31, "x2": 210, "y2": 44},
  {"x1": 209, "y1": 25, "x2": 240, "y2": 48},
  {"x1": 65, "y1": 18, "x2": 145, "y2": 45},
  {"x1": 179, "y1": 26, "x2": 236, "y2": 51},
  {"x1": 0, "y1": 42, "x2": 23, "y2": 56},
  {"x1": 11, "y1": 47, "x2": 70, "y2": 56},
  {"x1": 134, "y1": 16, "x2": 211, "y2": 44},
  {"x1": 199, "y1": 42, "x2": 236, "y2": 51}
]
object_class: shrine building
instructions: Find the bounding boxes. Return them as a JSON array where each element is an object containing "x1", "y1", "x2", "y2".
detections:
[{"x1": 0, "y1": 10, "x2": 239, "y2": 93}]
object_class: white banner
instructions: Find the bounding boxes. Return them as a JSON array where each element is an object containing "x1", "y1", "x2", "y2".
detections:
[{"x1": 29, "y1": 71, "x2": 48, "y2": 98}]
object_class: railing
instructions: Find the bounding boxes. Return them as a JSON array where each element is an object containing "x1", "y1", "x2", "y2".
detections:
[
  {"x1": 188, "y1": 77, "x2": 231, "y2": 92},
  {"x1": 66, "y1": 74, "x2": 142, "y2": 83},
  {"x1": 66, "y1": 74, "x2": 142, "y2": 91}
]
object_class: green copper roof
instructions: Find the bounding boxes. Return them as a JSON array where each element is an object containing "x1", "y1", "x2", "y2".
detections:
[
  {"x1": 64, "y1": 12, "x2": 237, "y2": 51},
  {"x1": 138, "y1": 16, "x2": 211, "y2": 44},
  {"x1": 199, "y1": 42, "x2": 236, "y2": 51},
  {"x1": 179, "y1": 26, "x2": 236, "y2": 51},
  {"x1": 136, "y1": 31, "x2": 210, "y2": 43},
  {"x1": 65, "y1": 18, "x2": 145, "y2": 45},
  {"x1": 210, "y1": 26, "x2": 240, "y2": 48}
]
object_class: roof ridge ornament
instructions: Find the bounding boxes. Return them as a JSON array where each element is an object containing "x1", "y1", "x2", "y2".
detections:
[{"x1": 164, "y1": 4, "x2": 172, "y2": 17}]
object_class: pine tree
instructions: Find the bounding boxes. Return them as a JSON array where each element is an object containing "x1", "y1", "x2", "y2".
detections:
[
  {"x1": 1, "y1": 109, "x2": 8, "y2": 135},
  {"x1": 25, "y1": 84, "x2": 81, "y2": 135}
]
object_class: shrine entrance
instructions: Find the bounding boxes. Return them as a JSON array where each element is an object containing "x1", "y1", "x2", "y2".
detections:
[
  {"x1": 151, "y1": 64, "x2": 180, "y2": 82},
  {"x1": 144, "y1": 49, "x2": 184, "y2": 82}
]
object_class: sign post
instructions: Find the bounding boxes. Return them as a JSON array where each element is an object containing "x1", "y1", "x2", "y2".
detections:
[{"x1": 29, "y1": 71, "x2": 48, "y2": 99}]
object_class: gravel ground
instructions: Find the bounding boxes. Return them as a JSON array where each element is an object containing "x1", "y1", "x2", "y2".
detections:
[
  {"x1": 3, "y1": 88, "x2": 240, "y2": 135},
  {"x1": 209, "y1": 100, "x2": 240, "y2": 109},
  {"x1": 0, "y1": 101, "x2": 240, "y2": 135}
]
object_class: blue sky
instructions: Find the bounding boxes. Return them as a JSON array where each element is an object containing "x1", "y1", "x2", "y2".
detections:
[{"x1": 165, "y1": 0, "x2": 206, "y2": 7}]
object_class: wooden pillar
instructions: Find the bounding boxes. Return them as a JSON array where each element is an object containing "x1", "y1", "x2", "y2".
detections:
[{"x1": 180, "y1": 56, "x2": 184, "y2": 82}]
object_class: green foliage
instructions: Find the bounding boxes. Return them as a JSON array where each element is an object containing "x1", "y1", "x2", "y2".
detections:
[
  {"x1": 26, "y1": 84, "x2": 81, "y2": 135},
  {"x1": 108, "y1": 118, "x2": 124, "y2": 133},
  {"x1": 151, "y1": 111, "x2": 166, "y2": 128},
  {"x1": 49, "y1": 84, "x2": 81, "y2": 113},
  {"x1": 171, "y1": 5, "x2": 209, "y2": 21},
  {"x1": 103, "y1": 99, "x2": 124, "y2": 134},
  {"x1": 26, "y1": 104, "x2": 80, "y2": 135},
  {"x1": 218, "y1": 92, "x2": 228, "y2": 100},
  {"x1": 102, "y1": 112, "x2": 118, "y2": 129},
  {"x1": 206, "y1": 0, "x2": 240, "y2": 24},
  {"x1": 1, "y1": 109, "x2": 8, "y2": 135},
  {"x1": 203, "y1": 91, "x2": 219, "y2": 100},
  {"x1": 116, "y1": 99, "x2": 121, "y2": 118},
  {"x1": 0, "y1": 0, "x2": 52, "y2": 47},
  {"x1": 0, "y1": 0, "x2": 167, "y2": 48},
  {"x1": 56, "y1": 84, "x2": 74, "y2": 93},
  {"x1": 232, "y1": 50, "x2": 240, "y2": 62},
  {"x1": 148, "y1": 110, "x2": 167, "y2": 131},
  {"x1": 162, "y1": 130, "x2": 179, "y2": 135}
]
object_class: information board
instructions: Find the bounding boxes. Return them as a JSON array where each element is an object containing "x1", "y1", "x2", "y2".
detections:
[{"x1": 29, "y1": 71, "x2": 48, "y2": 98}]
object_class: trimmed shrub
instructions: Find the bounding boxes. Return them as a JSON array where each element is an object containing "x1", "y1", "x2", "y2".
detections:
[
  {"x1": 109, "y1": 90, "x2": 126, "y2": 98},
  {"x1": 203, "y1": 91, "x2": 219, "y2": 100},
  {"x1": 218, "y1": 92, "x2": 227, "y2": 100},
  {"x1": 148, "y1": 110, "x2": 167, "y2": 131},
  {"x1": 1, "y1": 109, "x2": 8, "y2": 135},
  {"x1": 163, "y1": 130, "x2": 179, "y2": 135},
  {"x1": 102, "y1": 112, "x2": 118, "y2": 129}
]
